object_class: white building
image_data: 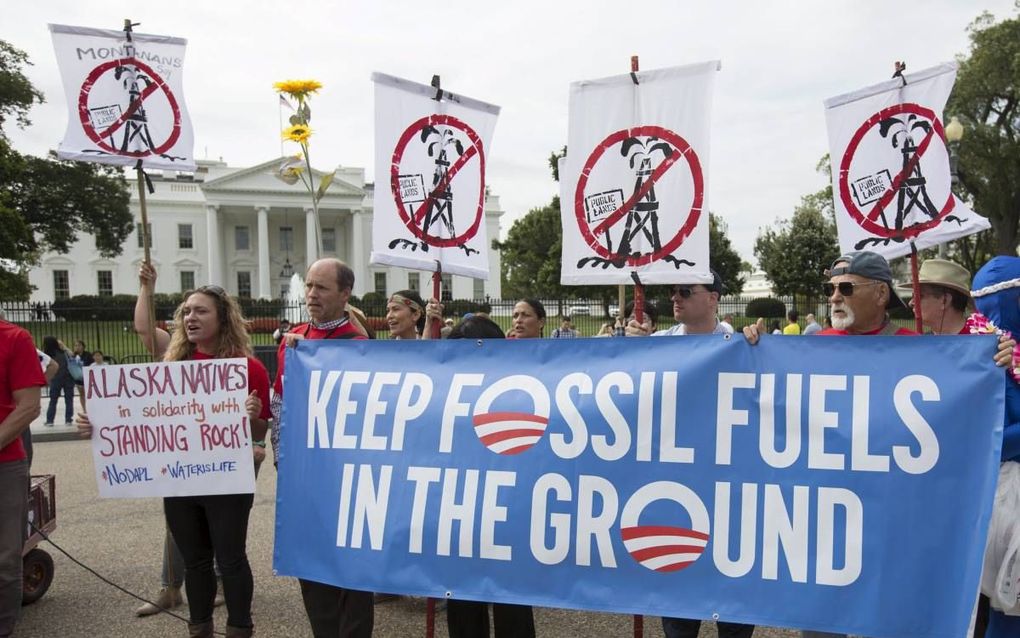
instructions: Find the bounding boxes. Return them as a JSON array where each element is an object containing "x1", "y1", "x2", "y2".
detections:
[{"x1": 28, "y1": 158, "x2": 504, "y2": 302}]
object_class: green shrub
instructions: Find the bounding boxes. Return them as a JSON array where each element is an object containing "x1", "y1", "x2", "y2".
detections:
[{"x1": 745, "y1": 297, "x2": 787, "y2": 319}]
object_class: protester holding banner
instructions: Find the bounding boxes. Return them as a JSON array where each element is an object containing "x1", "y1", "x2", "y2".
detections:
[
  {"x1": 625, "y1": 269, "x2": 732, "y2": 338},
  {"x1": 444, "y1": 314, "x2": 536, "y2": 638},
  {"x1": 742, "y1": 251, "x2": 1012, "y2": 638},
  {"x1": 623, "y1": 267, "x2": 754, "y2": 638},
  {"x1": 511, "y1": 299, "x2": 546, "y2": 339},
  {"x1": 270, "y1": 258, "x2": 374, "y2": 638},
  {"x1": 386, "y1": 290, "x2": 426, "y2": 340},
  {"x1": 744, "y1": 251, "x2": 910, "y2": 638},
  {"x1": 0, "y1": 319, "x2": 46, "y2": 638},
  {"x1": 129, "y1": 262, "x2": 270, "y2": 638}
]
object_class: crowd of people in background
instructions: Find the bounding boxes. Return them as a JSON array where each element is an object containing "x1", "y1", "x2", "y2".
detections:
[{"x1": 3, "y1": 249, "x2": 1020, "y2": 637}]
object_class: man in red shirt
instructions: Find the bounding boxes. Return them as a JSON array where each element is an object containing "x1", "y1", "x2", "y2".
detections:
[
  {"x1": 0, "y1": 320, "x2": 46, "y2": 637},
  {"x1": 815, "y1": 251, "x2": 916, "y2": 336},
  {"x1": 270, "y1": 258, "x2": 373, "y2": 638}
]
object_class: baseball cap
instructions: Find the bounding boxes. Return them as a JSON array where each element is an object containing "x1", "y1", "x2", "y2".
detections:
[{"x1": 828, "y1": 251, "x2": 905, "y2": 309}]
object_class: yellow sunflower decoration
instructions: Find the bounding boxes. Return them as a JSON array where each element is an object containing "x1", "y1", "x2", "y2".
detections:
[
  {"x1": 273, "y1": 79, "x2": 323, "y2": 99},
  {"x1": 282, "y1": 124, "x2": 312, "y2": 144}
]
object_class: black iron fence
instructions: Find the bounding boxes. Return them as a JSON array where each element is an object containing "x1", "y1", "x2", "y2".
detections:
[{"x1": 1, "y1": 294, "x2": 836, "y2": 363}]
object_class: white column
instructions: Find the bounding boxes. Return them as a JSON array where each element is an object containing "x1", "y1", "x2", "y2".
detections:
[
  {"x1": 256, "y1": 205, "x2": 271, "y2": 299},
  {"x1": 205, "y1": 204, "x2": 222, "y2": 285},
  {"x1": 305, "y1": 206, "x2": 318, "y2": 266},
  {"x1": 350, "y1": 209, "x2": 366, "y2": 294}
]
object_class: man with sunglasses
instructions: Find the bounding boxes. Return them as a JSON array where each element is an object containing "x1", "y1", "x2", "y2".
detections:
[
  {"x1": 625, "y1": 269, "x2": 734, "y2": 337},
  {"x1": 745, "y1": 252, "x2": 1013, "y2": 638},
  {"x1": 626, "y1": 269, "x2": 752, "y2": 638},
  {"x1": 817, "y1": 251, "x2": 916, "y2": 336}
]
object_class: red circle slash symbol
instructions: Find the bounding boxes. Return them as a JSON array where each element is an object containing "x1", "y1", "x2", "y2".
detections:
[
  {"x1": 77, "y1": 58, "x2": 183, "y2": 157},
  {"x1": 839, "y1": 103, "x2": 953, "y2": 240},
  {"x1": 390, "y1": 115, "x2": 485, "y2": 248},
  {"x1": 574, "y1": 126, "x2": 704, "y2": 268}
]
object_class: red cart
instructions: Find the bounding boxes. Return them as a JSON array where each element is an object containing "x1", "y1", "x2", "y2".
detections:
[{"x1": 22, "y1": 474, "x2": 56, "y2": 605}]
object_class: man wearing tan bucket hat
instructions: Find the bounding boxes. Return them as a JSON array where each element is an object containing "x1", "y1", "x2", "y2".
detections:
[{"x1": 896, "y1": 258, "x2": 973, "y2": 335}]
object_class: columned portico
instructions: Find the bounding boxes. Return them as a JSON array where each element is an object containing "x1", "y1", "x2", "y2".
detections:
[
  {"x1": 205, "y1": 204, "x2": 222, "y2": 285},
  {"x1": 305, "y1": 206, "x2": 318, "y2": 266},
  {"x1": 256, "y1": 205, "x2": 271, "y2": 299}
]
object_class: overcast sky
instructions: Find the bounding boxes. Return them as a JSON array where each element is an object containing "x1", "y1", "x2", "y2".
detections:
[{"x1": 4, "y1": 1, "x2": 1016, "y2": 266}]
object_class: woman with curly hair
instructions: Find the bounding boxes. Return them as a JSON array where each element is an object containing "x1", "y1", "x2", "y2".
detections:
[{"x1": 109, "y1": 263, "x2": 269, "y2": 638}]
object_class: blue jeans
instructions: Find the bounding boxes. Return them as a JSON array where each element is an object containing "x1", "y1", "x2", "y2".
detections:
[{"x1": 45, "y1": 375, "x2": 75, "y2": 424}]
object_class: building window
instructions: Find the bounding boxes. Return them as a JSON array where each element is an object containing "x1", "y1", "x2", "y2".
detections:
[
  {"x1": 441, "y1": 274, "x2": 453, "y2": 302},
  {"x1": 237, "y1": 271, "x2": 252, "y2": 299},
  {"x1": 374, "y1": 272, "x2": 387, "y2": 295},
  {"x1": 322, "y1": 228, "x2": 336, "y2": 253},
  {"x1": 235, "y1": 226, "x2": 250, "y2": 251},
  {"x1": 178, "y1": 224, "x2": 193, "y2": 249},
  {"x1": 136, "y1": 222, "x2": 152, "y2": 249},
  {"x1": 180, "y1": 271, "x2": 195, "y2": 292},
  {"x1": 473, "y1": 278, "x2": 484, "y2": 299},
  {"x1": 97, "y1": 270, "x2": 113, "y2": 297},
  {"x1": 407, "y1": 272, "x2": 420, "y2": 292},
  {"x1": 279, "y1": 226, "x2": 293, "y2": 252},
  {"x1": 53, "y1": 270, "x2": 70, "y2": 300}
]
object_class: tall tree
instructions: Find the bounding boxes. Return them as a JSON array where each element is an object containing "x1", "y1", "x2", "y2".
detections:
[
  {"x1": 0, "y1": 40, "x2": 132, "y2": 300},
  {"x1": 495, "y1": 196, "x2": 569, "y2": 300},
  {"x1": 708, "y1": 213, "x2": 745, "y2": 294},
  {"x1": 947, "y1": 8, "x2": 1020, "y2": 256},
  {"x1": 754, "y1": 185, "x2": 840, "y2": 304}
]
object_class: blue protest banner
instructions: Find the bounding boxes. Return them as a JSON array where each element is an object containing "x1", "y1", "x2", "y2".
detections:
[{"x1": 274, "y1": 334, "x2": 1003, "y2": 638}]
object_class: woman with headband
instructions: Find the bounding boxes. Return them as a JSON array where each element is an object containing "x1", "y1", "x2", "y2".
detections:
[{"x1": 385, "y1": 290, "x2": 427, "y2": 340}]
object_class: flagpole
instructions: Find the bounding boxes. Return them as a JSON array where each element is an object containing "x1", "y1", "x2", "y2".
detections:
[
  {"x1": 629, "y1": 55, "x2": 646, "y2": 329},
  {"x1": 430, "y1": 75, "x2": 444, "y2": 341},
  {"x1": 893, "y1": 61, "x2": 924, "y2": 334},
  {"x1": 278, "y1": 96, "x2": 285, "y2": 158},
  {"x1": 122, "y1": 18, "x2": 158, "y2": 357}
]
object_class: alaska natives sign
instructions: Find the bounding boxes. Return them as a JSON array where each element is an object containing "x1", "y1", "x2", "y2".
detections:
[
  {"x1": 824, "y1": 62, "x2": 988, "y2": 259},
  {"x1": 370, "y1": 72, "x2": 499, "y2": 280},
  {"x1": 49, "y1": 23, "x2": 196, "y2": 171},
  {"x1": 560, "y1": 62, "x2": 719, "y2": 286},
  {"x1": 85, "y1": 359, "x2": 255, "y2": 498},
  {"x1": 274, "y1": 335, "x2": 1002, "y2": 638}
]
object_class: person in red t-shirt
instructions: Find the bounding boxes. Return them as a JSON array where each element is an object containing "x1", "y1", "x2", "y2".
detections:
[
  {"x1": 79, "y1": 264, "x2": 271, "y2": 638},
  {"x1": 0, "y1": 320, "x2": 46, "y2": 637},
  {"x1": 270, "y1": 258, "x2": 374, "y2": 638}
]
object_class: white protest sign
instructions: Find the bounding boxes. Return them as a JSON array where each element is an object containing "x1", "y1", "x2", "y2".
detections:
[
  {"x1": 825, "y1": 62, "x2": 989, "y2": 259},
  {"x1": 85, "y1": 359, "x2": 255, "y2": 498},
  {"x1": 49, "y1": 23, "x2": 196, "y2": 171},
  {"x1": 560, "y1": 61, "x2": 719, "y2": 286},
  {"x1": 370, "y1": 72, "x2": 499, "y2": 280}
]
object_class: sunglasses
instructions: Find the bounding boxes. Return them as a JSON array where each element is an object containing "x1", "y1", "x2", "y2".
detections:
[
  {"x1": 823, "y1": 281, "x2": 883, "y2": 297},
  {"x1": 672, "y1": 286, "x2": 710, "y2": 299},
  {"x1": 195, "y1": 284, "x2": 226, "y2": 297}
]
